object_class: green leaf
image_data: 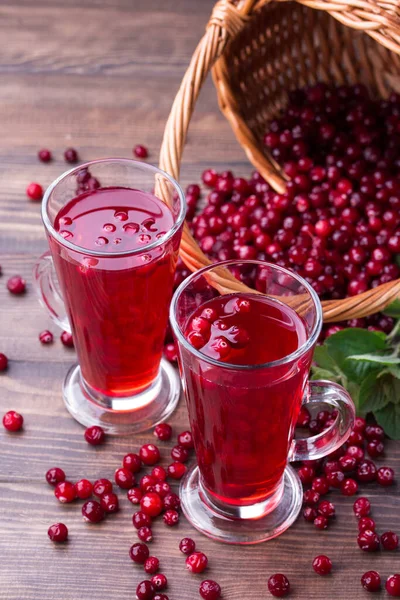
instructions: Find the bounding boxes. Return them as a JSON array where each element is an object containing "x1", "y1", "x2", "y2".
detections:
[
  {"x1": 375, "y1": 402, "x2": 400, "y2": 440},
  {"x1": 311, "y1": 367, "x2": 341, "y2": 382},
  {"x1": 313, "y1": 345, "x2": 338, "y2": 372},
  {"x1": 386, "y1": 365, "x2": 400, "y2": 379},
  {"x1": 383, "y1": 298, "x2": 400, "y2": 319},
  {"x1": 347, "y1": 352, "x2": 400, "y2": 365},
  {"x1": 359, "y1": 372, "x2": 394, "y2": 414},
  {"x1": 347, "y1": 381, "x2": 360, "y2": 412}
]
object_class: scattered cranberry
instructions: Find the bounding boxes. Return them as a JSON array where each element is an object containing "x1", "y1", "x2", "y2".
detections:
[
  {"x1": 128, "y1": 487, "x2": 143, "y2": 504},
  {"x1": 46, "y1": 467, "x2": 66, "y2": 486},
  {"x1": 163, "y1": 492, "x2": 180, "y2": 511},
  {"x1": 140, "y1": 492, "x2": 163, "y2": 517},
  {"x1": 74, "y1": 479, "x2": 93, "y2": 499},
  {"x1": 140, "y1": 444, "x2": 160, "y2": 465},
  {"x1": 154, "y1": 482, "x2": 171, "y2": 498},
  {"x1": 151, "y1": 574, "x2": 167, "y2": 591},
  {"x1": 312, "y1": 555, "x2": 332, "y2": 576},
  {"x1": 267, "y1": 573, "x2": 290, "y2": 598},
  {"x1": 144, "y1": 556, "x2": 160, "y2": 574},
  {"x1": 386, "y1": 574, "x2": 400, "y2": 597},
  {"x1": 367, "y1": 440, "x2": 384, "y2": 458},
  {"x1": 100, "y1": 492, "x2": 119, "y2": 513},
  {"x1": 314, "y1": 515, "x2": 329, "y2": 530},
  {"x1": 353, "y1": 417, "x2": 366, "y2": 434},
  {"x1": 298, "y1": 465, "x2": 315, "y2": 484},
  {"x1": 93, "y1": 478, "x2": 113, "y2": 497},
  {"x1": 186, "y1": 552, "x2": 208, "y2": 574},
  {"x1": 151, "y1": 466, "x2": 167, "y2": 482},
  {"x1": 381, "y1": 531, "x2": 399, "y2": 551},
  {"x1": 317, "y1": 500, "x2": 335, "y2": 518},
  {"x1": 82, "y1": 500, "x2": 105, "y2": 523},
  {"x1": 133, "y1": 511, "x2": 152, "y2": 530},
  {"x1": 38, "y1": 148, "x2": 52, "y2": 162},
  {"x1": 163, "y1": 343, "x2": 177, "y2": 363},
  {"x1": 170, "y1": 445, "x2": 189, "y2": 463},
  {"x1": 3, "y1": 410, "x2": 23, "y2": 432},
  {"x1": 64, "y1": 148, "x2": 78, "y2": 163},
  {"x1": 163, "y1": 510, "x2": 179, "y2": 526},
  {"x1": 377, "y1": 466, "x2": 395, "y2": 486},
  {"x1": 115, "y1": 467, "x2": 135, "y2": 489},
  {"x1": 140, "y1": 474, "x2": 157, "y2": 492},
  {"x1": 7, "y1": 276, "x2": 26, "y2": 295},
  {"x1": 361, "y1": 570, "x2": 381, "y2": 592},
  {"x1": 365, "y1": 425, "x2": 385, "y2": 442},
  {"x1": 177, "y1": 430, "x2": 194, "y2": 449},
  {"x1": 338, "y1": 455, "x2": 357, "y2": 472},
  {"x1": 123, "y1": 453, "x2": 142, "y2": 473},
  {"x1": 358, "y1": 517, "x2": 376, "y2": 532},
  {"x1": 136, "y1": 580, "x2": 155, "y2": 600},
  {"x1": 357, "y1": 530, "x2": 380, "y2": 552},
  {"x1": 353, "y1": 497, "x2": 371, "y2": 517},
  {"x1": 54, "y1": 481, "x2": 76, "y2": 503},
  {"x1": 154, "y1": 423, "x2": 172, "y2": 441},
  {"x1": 138, "y1": 526, "x2": 153, "y2": 543},
  {"x1": 60, "y1": 331, "x2": 74, "y2": 347},
  {"x1": 179, "y1": 537, "x2": 196, "y2": 555},
  {"x1": 327, "y1": 469, "x2": 345, "y2": 488},
  {"x1": 84, "y1": 425, "x2": 105, "y2": 445},
  {"x1": 357, "y1": 460, "x2": 377, "y2": 483},
  {"x1": 129, "y1": 543, "x2": 150, "y2": 564},
  {"x1": 47, "y1": 523, "x2": 68, "y2": 542},
  {"x1": 346, "y1": 445, "x2": 364, "y2": 464},
  {"x1": 199, "y1": 580, "x2": 222, "y2": 600},
  {"x1": 303, "y1": 507, "x2": 317, "y2": 522},
  {"x1": 26, "y1": 182, "x2": 43, "y2": 201},
  {"x1": 39, "y1": 330, "x2": 53, "y2": 344},
  {"x1": 311, "y1": 476, "x2": 330, "y2": 495},
  {"x1": 133, "y1": 145, "x2": 149, "y2": 159},
  {"x1": 341, "y1": 478, "x2": 358, "y2": 496},
  {"x1": 167, "y1": 461, "x2": 186, "y2": 479},
  {"x1": 153, "y1": 592, "x2": 168, "y2": 599},
  {"x1": 348, "y1": 430, "x2": 364, "y2": 446},
  {"x1": 303, "y1": 490, "x2": 320, "y2": 506},
  {"x1": 0, "y1": 353, "x2": 8, "y2": 372}
]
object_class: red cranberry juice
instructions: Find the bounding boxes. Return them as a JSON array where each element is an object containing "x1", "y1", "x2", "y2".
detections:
[
  {"x1": 52, "y1": 187, "x2": 180, "y2": 397},
  {"x1": 182, "y1": 294, "x2": 312, "y2": 507}
]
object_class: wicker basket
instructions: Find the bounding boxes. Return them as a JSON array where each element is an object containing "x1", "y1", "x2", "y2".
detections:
[{"x1": 159, "y1": 0, "x2": 400, "y2": 322}]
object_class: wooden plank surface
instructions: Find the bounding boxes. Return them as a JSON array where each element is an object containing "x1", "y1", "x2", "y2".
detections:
[{"x1": 0, "y1": 1, "x2": 398, "y2": 599}]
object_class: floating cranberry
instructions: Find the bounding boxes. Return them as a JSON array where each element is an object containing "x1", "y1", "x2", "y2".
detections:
[
  {"x1": 312, "y1": 555, "x2": 332, "y2": 576},
  {"x1": 129, "y1": 542, "x2": 150, "y2": 564},
  {"x1": 386, "y1": 574, "x2": 400, "y2": 597},
  {"x1": 179, "y1": 537, "x2": 196, "y2": 555},
  {"x1": 167, "y1": 461, "x2": 187, "y2": 480},
  {"x1": 177, "y1": 430, "x2": 194, "y2": 449},
  {"x1": 0, "y1": 353, "x2": 8, "y2": 372},
  {"x1": 7, "y1": 276, "x2": 26, "y2": 295},
  {"x1": 361, "y1": 571, "x2": 381, "y2": 592},
  {"x1": 140, "y1": 444, "x2": 160, "y2": 465},
  {"x1": 115, "y1": 467, "x2": 135, "y2": 489},
  {"x1": 163, "y1": 510, "x2": 179, "y2": 526},
  {"x1": 138, "y1": 526, "x2": 153, "y2": 543},
  {"x1": 82, "y1": 500, "x2": 105, "y2": 523},
  {"x1": 341, "y1": 478, "x2": 358, "y2": 496},
  {"x1": 100, "y1": 492, "x2": 119, "y2": 513},
  {"x1": 199, "y1": 580, "x2": 222, "y2": 600},
  {"x1": 84, "y1": 425, "x2": 105, "y2": 446},
  {"x1": 358, "y1": 517, "x2": 376, "y2": 532},
  {"x1": 47, "y1": 523, "x2": 68, "y2": 542},
  {"x1": 39, "y1": 330, "x2": 53, "y2": 344},
  {"x1": 64, "y1": 147, "x2": 78, "y2": 163},
  {"x1": 54, "y1": 481, "x2": 76, "y2": 503},
  {"x1": 46, "y1": 467, "x2": 66, "y2": 486},
  {"x1": 133, "y1": 145, "x2": 149, "y2": 159},
  {"x1": 267, "y1": 573, "x2": 290, "y2": 597},
  {"x1": 136, "y1": 580, "x2": 155, "y2": 600},
  {"x1": 93, "y1": 478, "x2": 113, "y2": 497},
  {"x1": 144, "y1": 556, "x2": 160, "y2": 574},
  {"x1": 38, "y1": 149, "x2": 52, "y2": 162},
  {"x1": 154, "y1": 423, "x2": 172, "y2": 441},
  {"x1": 3, "y1": 410, "x2": 23, "y2": 432},
  {"x1": 186, "y1": 552, "x2": 208, "y2": 574},
  {"x1": 123, "y1": 452, "x2": 142, "y2": 473},
  {"x1": 26, "y1": 182, "x2": 43, "y2": 201},
  {"x1": 74, "y1": 479, "x2": 93, "y2": 499},
  {"x1": 377, "y1": 466, "x2": 395, "y2": 486},
  {"x1": 140, "y1": 492, "x2": 163, "y2": 518},
  {"x1": 381, "y1": 531, "x2": 399, "y2": 551},
  {"x1": 358, "y1": 530, "x2": 380, "y2": 552},
  {"x1": 60, "y1": 331, "x2": 74, "y2": 347}
]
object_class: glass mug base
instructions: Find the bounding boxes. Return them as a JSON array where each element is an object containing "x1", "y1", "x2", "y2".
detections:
[
  {"x1": 180, "y1": 464, "x2": 302, "y2": 545},
  {"x1": 62, "y1": 359, "x2": 181, "y2": 435}
]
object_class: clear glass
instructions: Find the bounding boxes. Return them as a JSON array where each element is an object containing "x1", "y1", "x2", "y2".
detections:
[
  {"x1": 34, "y1": 158, "x2": 186, "y2": 434},
  {"x1": 170, "y1": 260, "x2": 355, "y2": 544}
]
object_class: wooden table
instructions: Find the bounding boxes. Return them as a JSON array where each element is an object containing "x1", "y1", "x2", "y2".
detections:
[{"x1": 0, "y1": 1, "x2": 399, "y2": 598}]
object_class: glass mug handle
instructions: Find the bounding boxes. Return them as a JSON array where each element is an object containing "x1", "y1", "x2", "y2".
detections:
[
  {"x1": 33, "y1": 251, "x2": 71, "y2": 333},
  {"x1": 289, "y1": 380, "x2": 355, "y2": 462}
]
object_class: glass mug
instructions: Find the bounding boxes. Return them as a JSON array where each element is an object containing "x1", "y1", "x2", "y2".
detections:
[
  {"x1": 170, "y1": 260, "x2": 355, "y2": 544},
  {"x1": 34, "y1": 158, "x2": 186, "y2": 434}
]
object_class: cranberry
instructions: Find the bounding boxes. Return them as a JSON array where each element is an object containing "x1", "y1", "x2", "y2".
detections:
[
  {"x1": 377, "y1": 466, "x2": 395, "y2": 486},
  {"x1": 93, "y1": 478, "x2": 113, "y2": 497},
  {"x1": 0, "y1": 353, "x2": 8, "y2": 372},
  {"x1": 358, "y1": 529, "x2": 380, "y2": 552},
  {"x1": 138, "y1": 526, "x2": 153, "y2": 543},
  {"x1": 179, "y1": 537, "x2": 196, "y2": 554},
  {"x1": 338, "y1": 455, "x2": 356, "y2": 472},
  {"x1": 361, "y1": 571, "x2": 381, "y2": 592},
  {"x1": 47, "y1": 523, "x2": 68, "y2": 542},
  {"x1": 151, "y1": 574, "x2": 167, "y2": 591},
  {"x1": 327, "y1": 470, "x2": 345, "y2": 488},
  {"x1": 144, "y1": 556, "x2": 160, "y2": 574},
  {"x1": 7, "y1": 276, "x2": 26, "y2": 295},
  {"x1": 54, "y1": 481, "x2": 76, "y2": 503},
  {"x1": 177, "y1": 430, "x2": 194, "y2": 449},
  {"x1": 311, "y1": 476, "x2": 330, "y2": 495},
  {"x1": 74, "y1": 479, "x2": 93, "y2": 499},
  {"x1": 123, "y1": 453, "x2": 142, "y2": 473},
  {"x1": 82, "y1": 500, "x2": 105, "y2": 523},
  {"x1": 154, "y1": 423, "x2": 172, "y2": 441},
  {"x1": 140, "y1": 444, "x2": 160, "y2": 465},
  {"x1": 154, "y1": 482, "x2": 171, "y2": 498},
  {"x1": 366, "y1": 440, "x2": 385, "y2": 458},
  {"x1": 348, "y1": 430, "x2": 364, "y2": 446},
  {"x1": 365, "y1": 425, "x2": 385, "y2": 441},
  {"x1": 133, "y1": 511, "x2": 152, "y2": 529},
  {"x1": 140, "y1": 474, "x2": 157, "y2": 492},
  {"x1": 303, "y1": 490, "x2": 320, "y2": 506},
  {"x1": 298, "y1": 466, "x2": 315, "y2": 484},
  {"x1": 46, "y1": 467, "x2": 66, "y2": 486},
  {"x1": 303, "y1": 507, "x2": 317, "y2": 522},
  {"x1": 64, "y1": 147, "x2": 78, "y2": 163},
  {"x1": 163, "y1": 493, "x2": 181, "y2": 512},
  {"x1": 100, "y1": 492, "x2": 119, "y2": 513},
  {"x1": 314, "y1": 516, "x2": 329, "y2": 530},
  {"x1": 346, "y1": 445, "x2": 364, "y2": 464},
  {"x1": 381, "y1": 531, "x2": 399, "y2": 551},
  {"x1": 317, "y1": 500, "x2": 335, "y2": 518},
  {"x1": 84, "y1": 425, "x2": 105, "y2": 446},
  {"x1": 163, "y1": 509, "x2": 179, "y2": 526},
  {"x1": 60, "y1": 331, "x2": 74, "y2": 347},
  {"x1": 267, "y1": 573, "x2": 290, "y2": 597},
  {"x1": 128, "y1": 487, "x2": 143, "y2": 504},
  {"x1": 170, "y1": 445, "x2": 189, "y2": 463},
  {"x1": 167, "y1": 461, "x2": 186, "y2": 479},
  {"x1": 115, "y1": 467, "x2": 135, "y2": 489},
  {"x1": 26, "y1": 182, "x2": 43, "y2": 201},
  {"x1": 296, "y1": 406, "x2": 311, "y2": 427},
  {"x1": 353, "y1": 497, "x2": 371, "y2": 517},
  {"x1": 186, "y1": 552, "x2": 208, "y2": 574},
  {"x1": 130, "y1": 542, "x2": 150, "y2": 564},
  {"x1": 151, "y1": 466, "x2": 167, "y2": 482},
  {"x1": 357, "y1": 460, "x2": 377, "y2": 483},
  {"x1": 38, "y1": 148, "x2": 52, "y2": 162},
  {"x1": 386, "y1": 575, "x2": 400, "y2": 597},
  {"x1": 341, "y1": 478, "x2": 358, "y2": 496},
  {"x1": 312, "y1": 555, "x2": 332, "y2": 576},
  {"x1": 3, "y1": 410, "x2": 23, "y2": 432},
  {"x1": 358, "y1": 517, "x2": 376, "y2": 532},
  {"x1": 140, "y1": 492, "x2": 163, "y2": 518},
  {"x1": 136, "y1": 580, "x2": 155, "y2": 600},
  {"x1": 199, "y1": 580, "x2": 222, "y2": 600},
  {"x1": 39, "y1": 330, "x2": 53, "y2": 344}
]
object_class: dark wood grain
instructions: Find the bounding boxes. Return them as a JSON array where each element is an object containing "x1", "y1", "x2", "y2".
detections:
[{"x1": 0, "y1": 2, "x2": 399, "y2": 599}]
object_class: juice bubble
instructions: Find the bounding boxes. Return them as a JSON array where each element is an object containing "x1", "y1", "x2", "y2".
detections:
[
  {"x1": 114, "y1": 210, "x2": 128, "y2": 221},
  {"x1": 95, "y1": 236, "x2": 109, "y2": 246},
  {"x1": 103, "y1": 223, "x2": 116, "y2": 233},
  {"x1": 138, "y1": 233, "x2": 151, "y2": 244},
  {"x1": 123, "y1": 223, "x2": 139, "y2": 235}
]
